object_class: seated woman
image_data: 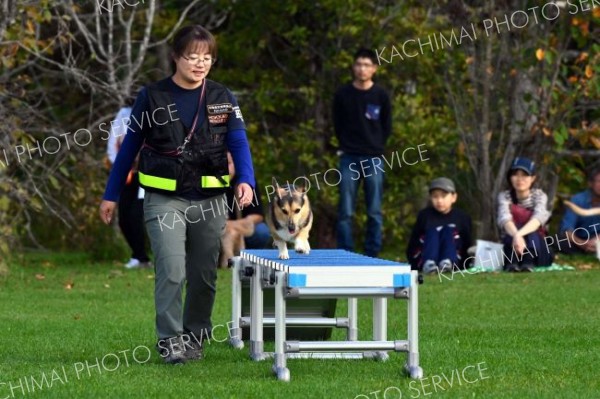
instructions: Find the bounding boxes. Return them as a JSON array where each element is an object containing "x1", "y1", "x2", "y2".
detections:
[{"x1": 497, "y1": 157, "x2": 553, "y2": 272}]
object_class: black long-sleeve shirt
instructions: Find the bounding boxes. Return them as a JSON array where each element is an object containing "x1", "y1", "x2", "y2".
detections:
[
  {"x1": 406, "y1": 206, "x2": 473, "y2": 269},
  {"x1": 333, "y1": 83, "x2": 392, "y2": 155}
]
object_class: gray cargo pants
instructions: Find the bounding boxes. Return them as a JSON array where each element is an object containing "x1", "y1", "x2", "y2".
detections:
[{"x1": 143, "y1": 191, "x2": 226, "y2": 339}]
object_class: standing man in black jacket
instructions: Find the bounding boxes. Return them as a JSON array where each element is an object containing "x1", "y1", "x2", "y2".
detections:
[{"x1": 333, "y1": 48, "x2": 392, "y2": 258}]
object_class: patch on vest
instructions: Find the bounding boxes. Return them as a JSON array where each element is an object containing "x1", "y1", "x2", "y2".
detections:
[
  {"x1": 207, "y1": 103, "x2": 233, "y2": 114},
  {"x1": 233, "y1": 106, "x2": 244, "y2": 122},
  {"x1": 208, "y1": 114, "x2": 229, "y2": 124}
]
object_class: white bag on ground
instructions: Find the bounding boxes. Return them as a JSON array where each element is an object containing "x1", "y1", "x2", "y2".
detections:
[{"x1": 474, "y1": 240, "x2": 504, "y2": 271}]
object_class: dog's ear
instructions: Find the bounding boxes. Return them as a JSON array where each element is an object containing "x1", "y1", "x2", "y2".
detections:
[
  {"x1": 272, "y1": 177, "x2": 285, "y2": 200},
  {"x1": 292, "y1": 182, "x2": 307, "y2": 195}
]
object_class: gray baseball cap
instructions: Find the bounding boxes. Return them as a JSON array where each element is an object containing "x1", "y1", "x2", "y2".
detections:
[{"x1": 429, "y1": 177, "x2": 456, "y2": 193}]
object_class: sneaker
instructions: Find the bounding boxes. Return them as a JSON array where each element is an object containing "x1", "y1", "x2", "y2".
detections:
[
  {"x1": 438, "y1": 259, "x2": 453, "y2": 273},
  {"x1": 504, "y1": 263, "x2": 520, "y2": 272},
  {"x1": 124, "y1": 258, "x2": 141, "y2": 269},
  {"x1": 182, "y1": 334, "x2": 204, "y2": 361},
  {"x1": 422, "y1": 260, "x2": 438, "y2": 274},
  {"x1": 138, "y1": 261, "x2": 153, "y2": 269},
  {"x1": 520, "y1": 263, "x2": 534, "y2": 272},
  {"x1": 156, "y1": 336, "x2": 187, "y2": 365}
]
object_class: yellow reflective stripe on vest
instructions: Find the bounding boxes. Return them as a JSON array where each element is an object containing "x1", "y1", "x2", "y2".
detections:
[
  {"x1": 201, "y1": 175, "x2": 230, "y2": 188},
  {"x1": 139, "y1": 172, "x2": 177, "y2": 191}
]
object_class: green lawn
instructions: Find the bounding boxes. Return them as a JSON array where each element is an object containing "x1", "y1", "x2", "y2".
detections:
[{"x1": 1, "y1": 252, "x2": 599, "y2": 399}]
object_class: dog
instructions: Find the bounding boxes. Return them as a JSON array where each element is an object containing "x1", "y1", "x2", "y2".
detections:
[
  {"x1": 564, "y1": 200, "x2": 600, "y2": 217},
  {"x1": 218, "y1": 217, "x2": 255, "y2": 268},
  {"x1": 266, "y1": 178, "x2": 313, "y2": 259}
]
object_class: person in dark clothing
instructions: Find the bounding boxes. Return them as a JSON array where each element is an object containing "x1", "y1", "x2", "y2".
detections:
[
  {"x1": 406, "y1": 178, "x2": 472, "y2": 273},
  {"x1": 334, "y1": 48, "x2": 392, "y2": 258},
  {"x1": 117, "y1": 174, "x2": 151, "y2": 268},
  {"x1": 99, "y1": 25, "x2": 255, "y2": 364},
  {"x1": 106, "y1": 105, "x2": 151, "y2": 269}
]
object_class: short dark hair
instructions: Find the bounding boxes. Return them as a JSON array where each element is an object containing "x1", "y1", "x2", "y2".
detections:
[
  {"x1": 171, "y1": 25, "x2": 217, "y2": 60},
  {"x1": 586, "y1": 164, "x2": 600, "y2": 182},
  {"x1": 353, "y1": 48, "x2": 377, "y2": 65}
]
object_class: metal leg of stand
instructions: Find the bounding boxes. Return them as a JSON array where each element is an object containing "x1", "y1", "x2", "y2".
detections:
[
  {"x1": 405, "y1": 271, "x2": 422, "y2": 378},
  {"x1": 229, "y1": 257, "x2": 244, "y2": 349},
  {"x1": 372, "y1": 298, "x2": 389, "y2": 361},
  {"x1": 273, "y1": 270, "x2": 290, "y2": 381},
  {"x1": 250, "y1": 263, "x2": 266, "y2": 361},
  {"x1": 347, "y1": 298, "x2": 358, "y2": 341}
]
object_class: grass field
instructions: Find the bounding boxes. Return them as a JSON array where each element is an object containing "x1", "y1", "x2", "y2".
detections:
[{"x1": 1, "y1": 251, "x2": 599, "y2": 399}]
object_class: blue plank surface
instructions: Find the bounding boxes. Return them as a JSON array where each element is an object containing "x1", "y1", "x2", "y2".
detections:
[{"x1": 241, "y1": 249, "x2": 409, "y2": 267}]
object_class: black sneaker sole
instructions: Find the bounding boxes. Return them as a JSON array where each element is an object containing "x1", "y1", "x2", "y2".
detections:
[{"x1": 164, "y1": 357, "x2": 186, "y2": 365}]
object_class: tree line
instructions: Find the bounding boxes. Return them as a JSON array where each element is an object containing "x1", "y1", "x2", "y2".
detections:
[{"x1": 0, "y1": 0, "x2": 598, "y2": 273}]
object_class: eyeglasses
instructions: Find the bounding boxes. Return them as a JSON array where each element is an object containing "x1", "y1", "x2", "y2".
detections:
[{"x1": 181, "y1": 55, "x2": 215, "y2": 66}]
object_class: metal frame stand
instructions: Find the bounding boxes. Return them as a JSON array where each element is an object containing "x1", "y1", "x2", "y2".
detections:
[
  {"x1": 405, "y1": 271, "x2": 423, "y2": 379},
  {"x1": 347, "y1": 298, "x2": 358, "y2": 341},
  {"x1": 249, "y1": 262, "x2": 267, "y2": 361},
  {"x1": 273, "y1": 270, "x2": 290, "y2": 381},
  {"x1": 229, "y1": 254, "x2": 423, "y2": 381},
  {"x1": 228, "y1": 257, "x2": 244, "y2": 349}
]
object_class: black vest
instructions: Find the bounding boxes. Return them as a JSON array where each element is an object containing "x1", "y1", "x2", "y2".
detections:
[{"x1": 138, "y1": 78, "x2": 231, "y2": 196}]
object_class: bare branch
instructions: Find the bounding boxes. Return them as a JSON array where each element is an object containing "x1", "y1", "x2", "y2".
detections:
[
  {"x1": 130, "y1": 0, "x2": 156, "y2": 80},
  {"x1": 148, "y1": 0, "x2": 207, "y2": 48}
]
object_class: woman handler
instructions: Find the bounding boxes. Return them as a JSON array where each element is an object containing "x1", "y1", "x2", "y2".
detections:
[{"x1": 99, "y1": 25, "x2": 255, "y2": 364}]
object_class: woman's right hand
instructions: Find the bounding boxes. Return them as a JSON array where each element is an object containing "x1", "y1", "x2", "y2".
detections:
[{"x1": 99, "y1": 200, "x2": 117, "y2": 225}]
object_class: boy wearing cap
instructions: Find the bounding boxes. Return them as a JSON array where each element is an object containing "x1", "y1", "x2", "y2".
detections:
[
  {"x1": 406, "y1": 177, "x2": 472, "y2": 274},
  {"x1": 497, "y1": 157, "x2": 553, "y2": 272}
]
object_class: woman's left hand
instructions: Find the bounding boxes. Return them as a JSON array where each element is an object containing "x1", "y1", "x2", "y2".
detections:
[
  {"x1": 513, "y1": 234, "x2": 526, "y2": 256},
  {"x1": 236, "y1": 183, "x2": 254, "y2": 208}
]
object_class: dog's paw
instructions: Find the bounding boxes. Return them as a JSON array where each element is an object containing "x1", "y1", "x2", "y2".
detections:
[
  {"x1": 278, "y1": 249, "x2": 290, "y2": 260},
  {"x1": 275, "y1": 240, "x2": 289, "y2": 259},
  {"x1": 294, "y1": 240, "x2": 311, "y2": 255}
]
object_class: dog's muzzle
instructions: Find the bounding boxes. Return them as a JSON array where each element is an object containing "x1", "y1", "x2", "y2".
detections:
[{"x1": 287, "y1": 222, "x2": 296, "y2": 234}]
